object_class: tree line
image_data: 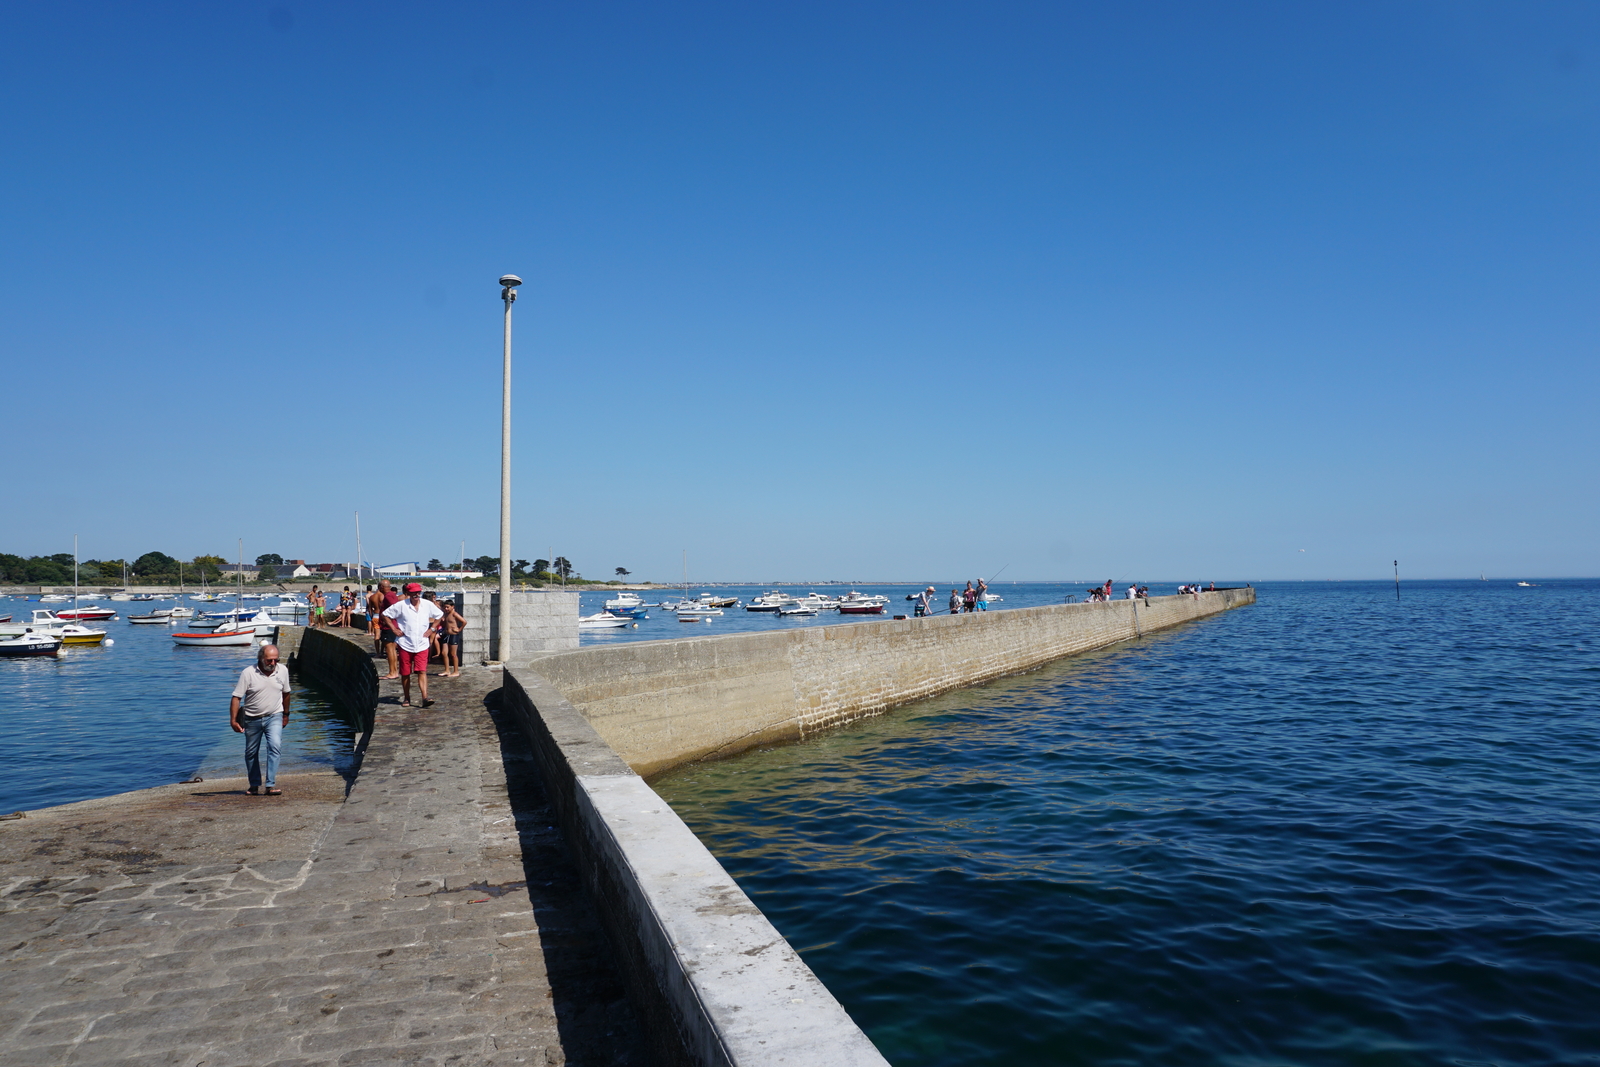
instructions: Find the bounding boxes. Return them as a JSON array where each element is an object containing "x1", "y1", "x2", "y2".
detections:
[{"x1": 0, "y1": 551, "x2": 232, "y2": 585}]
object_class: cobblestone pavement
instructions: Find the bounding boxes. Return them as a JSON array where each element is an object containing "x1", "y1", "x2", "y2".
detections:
[{"x1": 0, "y1": 641, "x2": 649, "y2": 1067}]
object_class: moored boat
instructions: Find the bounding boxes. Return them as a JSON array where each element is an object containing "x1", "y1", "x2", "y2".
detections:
[
  {"x1": 0, "y1": 632, "x2": 64, "y2": 657},
  {"x1": 127, "y1": 613, "x2": 171, "y2": 624},
  {"x1": 55, "y1": 605, "x2": 118, "y2": 621},
  {"x1": 745, "y1": 591, "x2": 796, "y2": 612},
  {"x1": 579, "y1": 611, "x2": 632, "y2": 630},
  {"x1": 172, "y1": 629, "x2": 256, "y2": 646}
]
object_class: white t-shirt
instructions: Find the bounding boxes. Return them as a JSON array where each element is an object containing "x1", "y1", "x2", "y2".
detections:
[{"x1": 383, "y1": 598, "x2": 443, "y2": 653}]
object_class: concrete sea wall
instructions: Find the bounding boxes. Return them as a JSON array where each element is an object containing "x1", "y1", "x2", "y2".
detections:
[
  {"x1": 500, "y1": 668, "x2": 892, "y2": 1067},
  {"x1": 276, "y1": 625, "x2": 378, "y2": 736},
  {"x1": 528, "y1": 587, "x2": 1255, "y2": 777}
]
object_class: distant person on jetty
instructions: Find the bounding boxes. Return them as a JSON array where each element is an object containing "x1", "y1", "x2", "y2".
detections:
[
  {"x1": 366, "y1": 584, "x2": 385, "y2": 653},
  {"x1": 976, "y1": 579, "x2": 989, "y2": 610},
  {"x1": 436, "y1": 599, "x2": 466, "y2": 677},
  {"x1": 913, "y1": 586, "x2": 934, "y2": 617},
  {"x1": 376, "y1": 580, "x2": 401, "y2": 678},
  {"x1": 308, "y1": 585, "x2": 324, "y2": 628},
  {"x1": 949, "y1": 588, "x2": 963, "y2": 615},
  {"x1": 963, "y1": 582, "x2": 977, "y2": 612},
  {"x1": 229, "y1": 643, "x2": 291, "y2": 797},
  {"x1": 383, "y1": 582, "x2": 443, "y2": 708},
  {"x1": 1126, "y1": 583, "x2": 1138, "y2": 600}
]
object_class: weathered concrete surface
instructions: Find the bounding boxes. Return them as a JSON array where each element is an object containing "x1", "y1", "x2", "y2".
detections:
[
  {"x1": 529, "y1": 588, "x2": 1256, "y2": 777},
  {"x1": 0, "y1": 638, "x2": 649, "y2": 1067},
  {"x1": 456, "y1": 590, "x2": 581, "y2": 663}
]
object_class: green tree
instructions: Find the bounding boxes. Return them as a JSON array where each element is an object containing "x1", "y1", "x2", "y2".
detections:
[
  {"x1": 553, "y1": 557, "x2": 573, "y2": 580},
  {"x1": 427, "y1": 558, "x2": 443, "y2": 571},
  {"x1": 258, "y1": 563, "x2": 277, "y2": 582},
  {"x1": 614, "y1": 567, "x2": 630, "y2": 578},
  {"x1": 510, "y1": 559, "x2": 532, "y2": 578},
  {"x1": 133, "y1": 551, "x2": 178, "y2": 577},
  {"x1": 256, "y1": 552, "x2": 283, "y2": 567},
  {"x1": 471, "y1": 555, "x2": 499, "y2": 578}
]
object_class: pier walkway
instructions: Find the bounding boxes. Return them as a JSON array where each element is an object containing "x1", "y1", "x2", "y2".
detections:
[{"x1": 0, "y1": 633, "x2": 647, "y2": 1067}]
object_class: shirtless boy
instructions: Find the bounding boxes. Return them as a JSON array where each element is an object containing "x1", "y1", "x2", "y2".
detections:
[{"x1": 436, "y1": 600, "x2": 466, "y2": 678}]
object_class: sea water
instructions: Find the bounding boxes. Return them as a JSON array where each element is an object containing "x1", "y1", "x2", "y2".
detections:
[
  {"x1": 654, "y1": 580, "x2": 1600, "y2": 1066},
  {"x1": 0, "y1": 597, "x2": 362, "y2": 812}
]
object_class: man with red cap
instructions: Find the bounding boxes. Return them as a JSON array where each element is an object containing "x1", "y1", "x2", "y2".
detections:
[{"x1": 382, "y1": 582, "x2": 444, "y2": 707}]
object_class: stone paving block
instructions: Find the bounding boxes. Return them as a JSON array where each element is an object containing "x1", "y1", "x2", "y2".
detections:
[
  {"x1": 5, "y1": 1013, "x2": 93, "y2": 1050},
  {"x1": 28, "y1": 994, "x2": 145, "y2": 1023},
  {"x1": 59, "y1": 1034, "x2": 144, "y2": 1065},
  {"x1": 298, "y1": 1021, "x2": 400, "y2": 1055}
]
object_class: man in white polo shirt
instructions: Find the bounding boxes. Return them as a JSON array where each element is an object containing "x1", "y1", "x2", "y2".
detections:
[
  {"x1": 383, "y1": 582, "x2": 443, "y2": 708},
  {"x1": 229, "y1": 643, "x2": 292, "y2": 796}
]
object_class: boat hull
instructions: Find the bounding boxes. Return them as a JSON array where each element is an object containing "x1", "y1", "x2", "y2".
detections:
[
  {"x1": 172, "y1": 630, "x2": 256, "y2": 646},
  {"x1": 0, "y1": 635, "x2": 62, "y2": 657},
  {"x1": 837, "y1": 604, "x2": 886, "y2": 615}
]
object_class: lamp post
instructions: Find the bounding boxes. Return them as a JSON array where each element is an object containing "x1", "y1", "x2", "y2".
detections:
[{"x1": 495, "y1": 273, "x2": 522, "y2": 664}]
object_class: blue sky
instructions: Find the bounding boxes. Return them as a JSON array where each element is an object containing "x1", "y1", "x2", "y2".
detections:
[{"x1": 2, "y1": 1, "x2": 1596, "y2": 582}]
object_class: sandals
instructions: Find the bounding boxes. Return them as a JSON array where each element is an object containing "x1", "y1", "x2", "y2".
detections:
[
  {"x1": 247, "y1": 786, "x2": 259, "y2": 796},
  {"x1": 264, "y1": 787, "x2": 282, "y2": 796}
]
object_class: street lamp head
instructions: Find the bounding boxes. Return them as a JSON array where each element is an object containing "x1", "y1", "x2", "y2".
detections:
[{"x1": 499, "y1": 274, "x2": 523, "y2": 288}]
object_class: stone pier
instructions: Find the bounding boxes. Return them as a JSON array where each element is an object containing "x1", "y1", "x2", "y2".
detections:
[{"x1": 0, "y1": 628, "x2": 646, "y2": 1067}]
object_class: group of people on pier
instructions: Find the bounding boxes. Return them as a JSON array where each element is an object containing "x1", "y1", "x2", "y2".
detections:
[{"x1": 909, "y1": 579, "x2": 991, "y2": 617}]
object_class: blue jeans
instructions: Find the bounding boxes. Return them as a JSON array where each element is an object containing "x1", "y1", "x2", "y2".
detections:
[{"x1": 243, "y1": 713, "x2": 282, "y2": 790}]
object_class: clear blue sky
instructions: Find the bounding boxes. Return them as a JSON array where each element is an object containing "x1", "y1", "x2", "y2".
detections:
[{"x1": 3, "y1": 2, "x2": 1596, "y2": 582}]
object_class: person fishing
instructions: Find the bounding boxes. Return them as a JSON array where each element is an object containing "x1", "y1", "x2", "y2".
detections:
[{"x1": 913, "y1": 586, "x2": 935, "y2": 618}]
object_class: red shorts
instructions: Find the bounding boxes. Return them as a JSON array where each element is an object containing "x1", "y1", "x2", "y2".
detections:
[{"x1": 398, "y1": 647, "x2": 429, "y2": 676}]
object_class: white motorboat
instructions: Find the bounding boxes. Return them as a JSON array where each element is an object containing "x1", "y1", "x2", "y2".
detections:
[
  {"x1": 172, "y1": 629, "x2": 256, "y2": 646},
  {"x1": 55, "y1": 605, "x2": 118, "y2": 621},
  {"x1": 1517, "y1": 581, "x2": 1535, "y2": 587},
  {"x1": 212, "y1": 610, "x2": 279, "y2": 635},
  {"x1": 836, "y1": 591, "x2": 889, "y2": 615},
  {"x1": 579, "y1": 611, "x2": 632, "y2": 630},
  {"x1": 131, "y1": 594, "x2": 157, "y2": 602},
  {"x1": 745, "y1": 591, "x2": 797, "y2": 612},
  {"x1": 127, "y1": 613, "x2": 169, "y2": 624},
  {"x1": 268, "y1": 596, "x2": 309, "y2": 617},
  {"x1": 158, "y1": 606, "x2": 194, "y2": 618},
  {"x1": 776, "y1": 602, "x2": 818, "y2": 617},
  {"x1": 40, "y1": 594, "x2": 70, "y2": 602},
  {"x1": 109, "y1": 592, "x2": 134, "y2": 601},
  {"x1": 604, "y1": 592, "x2": 646, "y2": 611},
  {"x1": 189, "y1": 593, "x2": 218, "y2": 602},
  {"x1": 0, "y1": 631, "x2": 64, "y2": 657}
]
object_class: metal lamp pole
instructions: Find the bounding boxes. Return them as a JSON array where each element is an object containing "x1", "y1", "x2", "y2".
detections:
[{"x1": 496, "y1": 274, "x2": 522, "y2": 663}]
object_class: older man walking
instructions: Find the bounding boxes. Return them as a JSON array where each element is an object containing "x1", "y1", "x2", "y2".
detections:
[
  {"x1": 383, "y1": 582, "x2": 443, "y2": 708},
  {"x1": 229, "y1": 643, "x2": 291, "y2": 796}
]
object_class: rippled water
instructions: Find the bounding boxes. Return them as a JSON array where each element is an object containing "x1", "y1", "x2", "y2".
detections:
[
  {"x1": 654, "y1": 580, "x2": 1600, "y2": 1067},
  {"x1": 0, "y1": 597, "x2": 363, "y2": 813}
]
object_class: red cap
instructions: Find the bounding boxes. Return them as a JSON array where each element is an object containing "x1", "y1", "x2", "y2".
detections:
[{"x1": 403, "y1": 582, "x2": 422, "y2": 594}]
